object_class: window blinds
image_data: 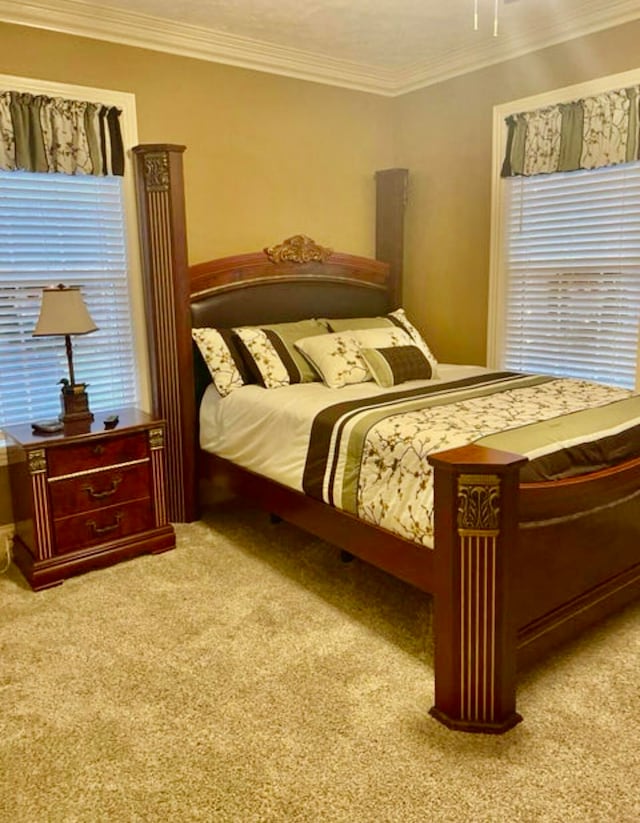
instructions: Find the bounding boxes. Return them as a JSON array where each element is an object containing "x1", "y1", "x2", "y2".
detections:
[
  {"x1": 503, "y1": 162, "x2": 640, "y2": 389},
  {"x1": 0, "y1": 170, "x2": 138, "y2": 426}
]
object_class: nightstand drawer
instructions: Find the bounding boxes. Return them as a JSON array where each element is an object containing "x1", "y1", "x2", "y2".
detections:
[
  {"x1": 47, "y1": 432, "x2": 149, "y2": 478},
  {"x1": 49, "y1": 462, "x2": 151, "y2": 517},
  {"x1": 53, "y1": 498, "x2": 155, "y2": 555}
]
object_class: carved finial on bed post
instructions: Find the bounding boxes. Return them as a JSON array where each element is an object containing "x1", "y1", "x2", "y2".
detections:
[{"x1": 264, "y1": 235, "x2": 333, "y2": 264}]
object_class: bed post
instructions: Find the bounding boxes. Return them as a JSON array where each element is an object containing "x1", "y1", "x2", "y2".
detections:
[
  {"x1": 375, "y1": 168, "x2": 408, "y2": 309},
  {"x1": 132, "y1": 143, "x2": 197, "y2": 522},
  {"x1": 428, "y1": 445, "x2": 527, "y2": 733}
]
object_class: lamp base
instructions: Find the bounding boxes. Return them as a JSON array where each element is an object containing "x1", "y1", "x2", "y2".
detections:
[{"x1": 60, "y1": 382, "x2": 94, "y2": 435}]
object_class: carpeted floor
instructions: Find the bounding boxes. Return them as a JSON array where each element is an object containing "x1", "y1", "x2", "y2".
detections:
[{"x1": 1, "y1": 502, "x2": 639, "y2": 822}]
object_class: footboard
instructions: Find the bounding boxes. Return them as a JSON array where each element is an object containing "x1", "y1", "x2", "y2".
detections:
[
  {"x1": 428, "y1": 446, "x2": 640, "y2": 733},
  {"x1": 516, "y1": 458, "x2": 640, "y2": 667}
]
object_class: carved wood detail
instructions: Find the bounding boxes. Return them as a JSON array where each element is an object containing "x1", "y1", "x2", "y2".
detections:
[
  {"x1": 264, "y1": 234, "x2": 333, "y2": 264},
  {"x1": 133, "y1": 143, "x2": 196, "y2": 522}
]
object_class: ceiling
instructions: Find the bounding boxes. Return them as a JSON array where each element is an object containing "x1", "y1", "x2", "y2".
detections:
[{"x1": 2, "y1": 0, "x2": 640, "y2": 95}]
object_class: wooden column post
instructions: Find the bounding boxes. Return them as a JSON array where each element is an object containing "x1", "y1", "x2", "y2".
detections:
[
  {"x1": 375, "y1": 168, "x2": 408, "y2": 309},
  {"x1": 133, "y1": 144, "x2": 197, "y2": 522},
  {"x1": 428, "y1": 444, "x2": 527, "y2": 733}
]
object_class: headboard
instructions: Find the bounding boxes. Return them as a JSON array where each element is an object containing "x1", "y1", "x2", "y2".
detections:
[
  {"x1": 188, "y1": 233, "x2": 393, "y2": 412},
  {"x1": 189, "y1": 234, "x2": 393, "y2": 328},
  {"x1": 133, "y1": 144, "x2": 407, "y2": 521}
]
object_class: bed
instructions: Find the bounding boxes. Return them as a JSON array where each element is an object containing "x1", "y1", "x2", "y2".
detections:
[{"x1": 133, "y1": 146, "x2": 640, "y2": 733}]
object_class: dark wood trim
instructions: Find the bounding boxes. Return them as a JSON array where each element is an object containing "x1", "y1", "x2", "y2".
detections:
[
  {"x1": 375, "y1": 168, "x2": 408, "y2": 309},
  {"x1": 428, "y1": 445, "x2": 526, "y2": 733},
  {"x1": 190, "y1": 250, "x2": 390, "y2": 298},
  {"x1": 133, "y1": 144, "x2": 197, "y2": 522}
]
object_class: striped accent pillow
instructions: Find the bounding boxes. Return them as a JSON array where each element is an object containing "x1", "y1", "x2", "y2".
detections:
[
  {"x1": 192, "y1": 327, "x2": 247, "y2": 397},
  {"x1": 233, "y1": 319, "x2": 327, "y2": 388},
  {"x1": 361, "y1": 345, "x2": 433, "y2": 388}
]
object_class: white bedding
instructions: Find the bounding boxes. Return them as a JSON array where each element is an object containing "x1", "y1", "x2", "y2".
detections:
[{"x1": 199, "y1": 364, "x2": 489, "y2": 492}]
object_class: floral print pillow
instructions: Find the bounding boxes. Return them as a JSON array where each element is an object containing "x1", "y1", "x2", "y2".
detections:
[
  {"x1": 294, "y1": 332, "x2": 371, "y2": 389},
  {"x1": 233, "y1": 319, "x2": 327, "y2": 387},
  {"x1": 351, "y1": 326, "x2": 413, "y2": 349},
  {"x1": 192, "y1": 327, "x2": 246, "y2": 397},
  {"x1": 233, "y1": 327, "x2": 291, "y2": 389}
]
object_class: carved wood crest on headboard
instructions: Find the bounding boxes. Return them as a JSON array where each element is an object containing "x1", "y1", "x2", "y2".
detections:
[{"x1": 264, "y1": 234, "x2": 333, "y2": 264}]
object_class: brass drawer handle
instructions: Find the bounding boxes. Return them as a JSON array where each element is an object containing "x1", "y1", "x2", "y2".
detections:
[
  {"x1": 86, "y1": 512, "x2": 123, "y2": 536},
  {"x1": 82, "y1": 475, "x2": 122, "y2": 500},
  {"x1": 92, "y1": 445, "x2": 105, "y2": 456}
]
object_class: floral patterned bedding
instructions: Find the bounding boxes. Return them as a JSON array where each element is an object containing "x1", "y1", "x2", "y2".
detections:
[{"x1": 302, "y1": 371, "x2": 640, "y2": 549}]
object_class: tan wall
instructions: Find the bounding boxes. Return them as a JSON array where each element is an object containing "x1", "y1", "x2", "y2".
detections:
[
  {"x1": 0, "y1": 22, "x2": 395, "y2": 262},
  {"x1": 395, "y1": 20, "x2": 640, "y2": 365}
]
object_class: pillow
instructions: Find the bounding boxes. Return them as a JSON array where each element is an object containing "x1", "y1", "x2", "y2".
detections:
[
  {"x1": 233, "y1": 319, "x2": 327, "y2": 388},
  {"x1": 387, "y1": 308, "x2": 438, "y2": 376},
  {"x1": 294, "y1": 332, "x2": 371, "y2": 389},
  {"x1": 361, "y1": 345, "x2": 433, "y2": 388},
  {"x1": 192, "y1": 327, "x2": 246, "y2": 397},
  {"x1": 323, "y1": 316, "x2": 391, "y2": 332},
  {"x1": 326, "y1": 308, "x2": 438, "y2": 377},
  {"x1": 351, "y1": 326, "x2": 413, "y2": 349}
]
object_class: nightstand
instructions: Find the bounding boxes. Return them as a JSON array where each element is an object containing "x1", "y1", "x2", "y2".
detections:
[{"x1": 4, "y1": 407, "x2": 176, "y2": 590}]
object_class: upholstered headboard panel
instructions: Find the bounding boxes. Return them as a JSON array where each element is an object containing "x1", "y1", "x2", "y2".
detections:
[{"x1": 190, "y1": 279, "x2": 390, "y2": 330}]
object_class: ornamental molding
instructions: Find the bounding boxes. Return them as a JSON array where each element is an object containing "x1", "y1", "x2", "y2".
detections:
[
  {"x1": 149, "y1": 427, "x2": 165, "y2": 449},
  {"x1": 2, "y1": 0, "x2": 639, "y2": 97},
  {"x1": 264, "y1": 235, "x2": 333, "y2": 265},
  {"x1": 457, "y1": 474, "x2": 501, "y2": 535},
  {"x1": 28, "y1": 449, "x2": 47, "y2": 475},
  {"x1": 142, "y1": 153, "x2": 170, "y2": 192}
]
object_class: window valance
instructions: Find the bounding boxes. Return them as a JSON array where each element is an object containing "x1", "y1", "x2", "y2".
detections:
[
  {"x1": 501, "y1": 86, "x2": 640, "y2": 177},
  {"x1": 0, "y1": 90, "x2": 124, "y2": 176}
]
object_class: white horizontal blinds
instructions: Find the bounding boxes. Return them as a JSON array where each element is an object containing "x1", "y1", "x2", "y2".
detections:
[
  {"x1": 503, "y1": 162, "x2": 640, "y2": 389},
  {"x1": 0, "y1": 169, "x2": 137, "y2": 425}
]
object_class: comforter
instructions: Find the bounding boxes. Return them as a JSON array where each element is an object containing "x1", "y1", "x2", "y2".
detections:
[{"x1": 301, "y1": 371, "x2": 640, "y2": 548}]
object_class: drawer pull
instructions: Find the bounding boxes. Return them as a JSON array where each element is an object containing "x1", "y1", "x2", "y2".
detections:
[
  {"x1": 86, "y1": 512, "x2": 123, "y2": 536},
  {"x1": 82, "y1": 475, "x2": 122, "y2": 500},
  {"x1": 92, "y1": 445, "x2": 105, "y2": 456}
]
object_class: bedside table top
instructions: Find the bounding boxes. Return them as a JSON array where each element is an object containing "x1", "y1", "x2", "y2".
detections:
[{"x1": 2, "y1": 407, "x2": 163, "y2": 448}]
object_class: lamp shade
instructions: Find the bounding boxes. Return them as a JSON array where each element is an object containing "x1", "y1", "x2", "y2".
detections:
[{"x1": 33, "y1": 284, "x2": 98, "y2": 337}]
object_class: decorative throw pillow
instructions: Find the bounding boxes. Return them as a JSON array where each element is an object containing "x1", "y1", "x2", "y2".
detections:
[
  {"x1": 326, "y1": 308, "x2": 439, "y2": 377},
  {"x1": 191, "y1": 327, "x2": 246, "y2": 397},
  {"x1": 323, "y1": 316, "x2": 391, "y2": 333},
  {"x1": 387, "y1": 308, "x2": 438, "y2": 377},
  {"x1": 361, "y1": 345, "x2": 433, "y2": 388},
  {"x1": 351, "y1": 326, "x2": 413, "y2": 349},
  {"x1": 233, "y1": 319, "x2": 327, "y2": 388},
  {"x1": 294, "y1": 332, "x2": 371, "y2": 389}
]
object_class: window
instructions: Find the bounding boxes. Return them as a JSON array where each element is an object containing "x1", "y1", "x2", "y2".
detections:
[
  {"x1": 500, "y1": 163, "x2": 640, "y2": 388},
  {"x1": 488, "y1": 71, "x2": 640, "y2": 391},
  {"x1": 0, "y1": 76, "x2": 148, "y2": 428}
]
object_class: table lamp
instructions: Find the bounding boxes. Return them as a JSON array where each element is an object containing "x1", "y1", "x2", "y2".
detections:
[{"x1": 32, "y1": 284, "x2": 98, "y2": 434}]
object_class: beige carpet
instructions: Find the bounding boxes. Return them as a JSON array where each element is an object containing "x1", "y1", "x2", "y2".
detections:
[{"x1": 1, "y1": 502, "x2": 639, "y2": 823}]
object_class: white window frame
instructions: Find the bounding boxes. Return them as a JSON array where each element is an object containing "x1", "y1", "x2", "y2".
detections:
[
  {"x1": 487, "y1": 67, "x2": 640, "y2": 392},
  {"x1": 0, "y1": 73, "x2": 151, "y2": 429}
]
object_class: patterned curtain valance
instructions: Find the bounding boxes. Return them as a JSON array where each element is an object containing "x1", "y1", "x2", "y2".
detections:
[
  {"x1": 0, "y1": 91, "x2": 124, "y2": 176},
  {"x1": 501, "y1": 86, "x2": 640, "y2": 178}
]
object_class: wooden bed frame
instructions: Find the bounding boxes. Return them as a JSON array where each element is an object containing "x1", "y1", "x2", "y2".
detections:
[{"x1": 133, "y1": 144, "x2": 640, "y2": 733}]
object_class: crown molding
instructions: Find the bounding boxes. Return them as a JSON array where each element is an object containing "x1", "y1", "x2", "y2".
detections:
[
  {"x1": 1, "y1": 0, "x2": 640, "y2": 96},
  {"x1": 397, "y1": 0, "x2": 640, "y2": 93}
]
